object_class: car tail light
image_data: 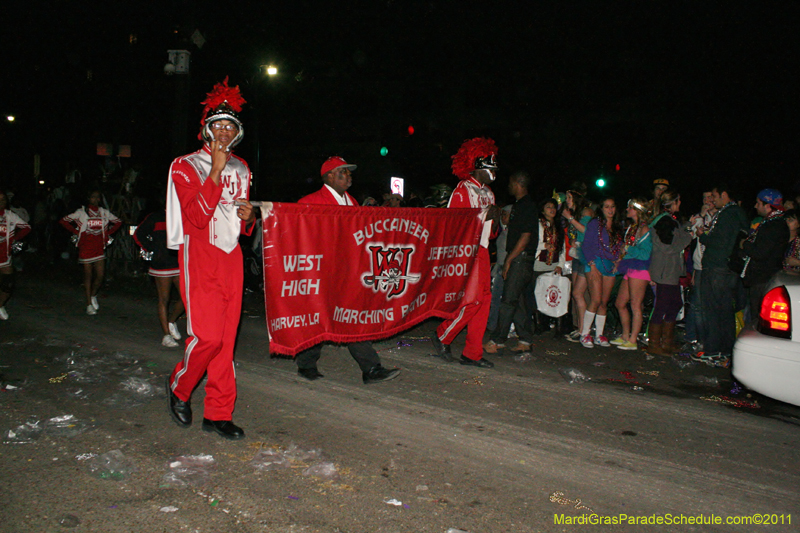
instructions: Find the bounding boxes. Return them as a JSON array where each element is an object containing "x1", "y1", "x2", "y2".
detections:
[{"x1": 759, "y1": 286, "x2": 791, "y2": 339}]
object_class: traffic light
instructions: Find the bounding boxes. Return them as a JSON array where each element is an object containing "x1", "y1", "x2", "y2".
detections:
[
  {"x1": 380, "y1": 146, "x2": 389, "y2": 156},
  {"x1": 407, "y1": 125, "x2": 415, "y2": 136},
  {"x1": 596, "y1": 178, "x2": 606, "y2": 188}
]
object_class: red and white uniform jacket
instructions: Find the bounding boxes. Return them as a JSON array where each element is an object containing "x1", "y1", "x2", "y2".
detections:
[
  {"x1": 0, "y1": 209, "x2": 32, "y2": 268},
  {"x1": 166, "y1": 145, "x2": 253, "y2": 252},
  {"x1": 447, "y1": 177, "x2": 496, "y2": 248}
]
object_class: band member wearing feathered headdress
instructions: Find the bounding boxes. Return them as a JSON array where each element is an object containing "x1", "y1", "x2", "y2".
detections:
[
  {"x1": 430, "y1": 137, "x2": 500, "y2": 368},
  {"x1": 165, "y1": 77, "x2": 256, "y2": 440}
]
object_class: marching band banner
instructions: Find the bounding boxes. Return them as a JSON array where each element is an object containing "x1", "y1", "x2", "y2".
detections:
[{"x1": 261, "y1": 203, "x2": 485, "y2": 355}]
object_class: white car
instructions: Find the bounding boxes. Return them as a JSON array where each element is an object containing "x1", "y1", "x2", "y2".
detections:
[{"x1": 733, "y1": 270, "x2": 800, "y2": 407}]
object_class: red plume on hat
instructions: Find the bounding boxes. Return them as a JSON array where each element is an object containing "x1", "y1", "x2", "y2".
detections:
[
  {"x1": 451, "y1": 137, "x2": 498, "y2": 180},
  {"x1": 198, "y1": 77, "x2": 246, "y2": 148},
  {"x1": 200, "y1": 76, "x2": 246, "y2": 125}
]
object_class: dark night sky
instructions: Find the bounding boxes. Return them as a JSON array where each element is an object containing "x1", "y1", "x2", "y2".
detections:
[{"x1": 2, "y1": 0, "x2": 798, "y2": 210}]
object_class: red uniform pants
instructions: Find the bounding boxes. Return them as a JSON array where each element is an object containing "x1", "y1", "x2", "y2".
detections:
[
  {"x1": 436, "y1": 247, "x2": 491, "y2": 360},
  {"x1": 169, "y1": 236, "x2": 243, "y2": 420}
]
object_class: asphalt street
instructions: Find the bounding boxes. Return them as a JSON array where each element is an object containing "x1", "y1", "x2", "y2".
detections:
[{"x1": 1, "y1": 260, "x2": 799, "y2": 532}]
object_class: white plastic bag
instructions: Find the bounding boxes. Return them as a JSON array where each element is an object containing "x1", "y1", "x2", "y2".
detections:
[{"x1": 535, "y1": 272, "x2": 571, "y2": 317}]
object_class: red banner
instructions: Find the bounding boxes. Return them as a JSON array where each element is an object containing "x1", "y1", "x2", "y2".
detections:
[{"x1": 262, "y1": 203, "x2": 485, "y2": 355}]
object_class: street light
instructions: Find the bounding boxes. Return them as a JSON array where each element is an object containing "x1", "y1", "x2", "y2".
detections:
[
  {"x1": 261, "y1": 64, "x2": 278, "y2": 77},
  {"x1": 6, "y1": 115, "x2": 14, "y2": 123}
]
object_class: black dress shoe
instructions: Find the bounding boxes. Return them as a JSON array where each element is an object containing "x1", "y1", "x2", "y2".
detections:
[
  {"x1": 166, "y1": 376, "x2": 192, "y2": 427},
  {"x1": 362, "y1": 365, "x2": 401, "y2": 384},
  {"x1": 202, "y1": 418, "x2": 245, "y2": 440},
  {"x1": 430, "y1": 334, "x2": 453, "y2": 362},
  {"x1": 297, "y1": 368, "x2": 325, "y2": 381},
  {"x1": 459, "y1": 355, "x2": 495, "y2": 368}
]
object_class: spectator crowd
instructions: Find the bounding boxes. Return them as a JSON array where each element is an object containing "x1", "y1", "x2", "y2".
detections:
[{"x1": 483, "y1": 179, "x2": 797, "y2": 367}]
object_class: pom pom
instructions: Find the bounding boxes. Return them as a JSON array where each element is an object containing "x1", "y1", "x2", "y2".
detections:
[{"x1": 451, "y1": 137, "x2": 498, "y2": 180}]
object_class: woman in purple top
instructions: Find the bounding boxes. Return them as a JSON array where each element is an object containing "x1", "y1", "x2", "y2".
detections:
[{"x1": 579, "y1": 198, "x2": 624, "y2": 348}]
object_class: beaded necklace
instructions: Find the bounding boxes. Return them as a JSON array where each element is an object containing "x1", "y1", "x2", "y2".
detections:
[
  {"x1": 616, "y1": 220, "x2": 646, "y2": 266},
  {"x1": 565, "y1": 204, "x2": 583, "y2": 242},
  {"x1": 567, "y1": 219, "x2": 578, "y2": 243},
  {"x1": 541, "y1": 218, "x2": 558, "y2": 265},
  {"x1": 623, "y1": 222, "x2": 639, "y2": 247},
  {"x1": 741, "y1": 209, "x2": 785, "y2": 277},
  {"x1": 704, "y1": 202, "x2": 735, "y2": 235},
  {"x1": 746, "y1": 209, "x2": 784, "y2": 242},
  {"x1": 784, "y1": 236, "x2": 800, "y2": 272},
  {"x1": 596, "y1": 217, "x2": 623, "y2": 260}
]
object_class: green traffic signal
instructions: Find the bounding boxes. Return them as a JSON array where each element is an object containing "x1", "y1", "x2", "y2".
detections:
[
  {"x1": 380, "y1": 146, "x2": 389, "y2": 156},
  {"x1": 596, "y1": 178, "x2": 606, "y2": 188}
]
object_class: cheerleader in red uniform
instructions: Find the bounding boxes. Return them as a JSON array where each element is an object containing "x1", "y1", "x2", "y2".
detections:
[
  {"x1": 60, "y1": 189, "x2": 122, "y2": 315},
  {"x1": 0, "y1": 190, "x2": 32, "y2": 320},
  {"x1": 134, "y1": 208, "x2": 185, "y2": 347}
]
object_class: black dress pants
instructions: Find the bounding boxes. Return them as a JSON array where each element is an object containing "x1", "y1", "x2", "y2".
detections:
[{"x1": 296, "y1": 341, "x2": 380, "y2": 372}]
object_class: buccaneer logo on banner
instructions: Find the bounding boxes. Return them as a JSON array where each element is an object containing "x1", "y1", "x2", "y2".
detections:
[
  {"x1": 362, "y1": 245, "x2": 421, "y2": 299},
  {"x1": 260, "y1": 203, "x2": 486, "y2": 355}
]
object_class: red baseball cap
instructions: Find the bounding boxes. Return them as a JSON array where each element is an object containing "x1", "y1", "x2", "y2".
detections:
[{"x1": 320, "y1": 156, "x2": 357, "y2": 176}]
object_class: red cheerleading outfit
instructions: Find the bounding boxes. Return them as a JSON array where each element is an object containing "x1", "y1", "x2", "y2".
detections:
[
  {"x1": 166, "y1": 145, "x2": 254, "y2": 421},
  {"x1": 0, "y1": 209, "x2": 32, "y2": 268},
  {"x1": 435, "y1": 177, "x2": 496, "y2": 360},
  {"x1": 60, "y1": 206, "x2": 122, "y2": 264}
]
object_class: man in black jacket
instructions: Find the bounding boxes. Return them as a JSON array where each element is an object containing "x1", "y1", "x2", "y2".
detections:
[
  {"x1": 738, "y1": 188, "x2": 789, "y2": 325},
  {"x1": 696, "y1": 184, "x2": 749, "y2": 359}
]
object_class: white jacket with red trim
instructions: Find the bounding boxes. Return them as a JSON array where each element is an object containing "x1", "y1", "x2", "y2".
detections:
[
  {"x1": 447, "y1": 177, "x2": 495, "y2": 248},
  {"x1": 167, "y1": 145, "x2": 252, "y2": 253}
]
